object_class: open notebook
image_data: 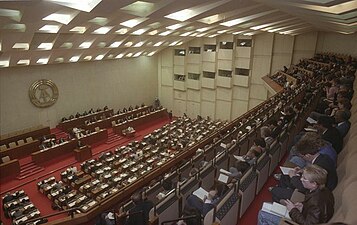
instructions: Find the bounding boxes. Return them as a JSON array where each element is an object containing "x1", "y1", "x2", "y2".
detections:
[
  {"x1": 193, "y1": 187, "x2": 208, "y2": 201},
  {"x1": 262, "y1": 202, "x2": 291, "y2": 219}
]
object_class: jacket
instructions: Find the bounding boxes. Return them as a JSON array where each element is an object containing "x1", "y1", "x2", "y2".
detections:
[{"x1": 289, "y1": 188, "x2": 334, "y2": 225}]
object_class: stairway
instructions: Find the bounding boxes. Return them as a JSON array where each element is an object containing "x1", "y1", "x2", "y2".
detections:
[
  {"x1": 16, "y1": 162, "x2": 44, "y2": 180},
  {"x1": 105, "y1": 130, "x2": 123, "y2": 145},
  {"x1": 51, "y1": 128, "x2": 68, "y2": 139}
]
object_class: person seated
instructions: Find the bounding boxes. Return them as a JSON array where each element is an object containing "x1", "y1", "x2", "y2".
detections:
[
  {"x1": 116, "y1": 191, "x2": 154, "y2": 225},
  {"x1": 333, "y1": 109, "x2": 351, "y2": 138},
  {"x1": 156, "y1": 179, "x2": 174, "y2": 201},
  {"x1": 258, "y1": 165, "x2": 334, "y2": 225},
  {"x1": 128, "y1": 105, "x2": 133, "y2": 111},
  {"x1": 89, "y1": 108, "x2": 94, "y2": 114},
  {"x1": 260, "y1": 126, "x2": 274, "y2": 148},
  {"x1": 61, "y1": 117, "x2": 68, "y2": 122},
  {"x1": 289, "y1": 132, "x2": 337, "y2": 168},
  {"x1": 185, "y1": 183, "x2": 227, "y2": 216},
  {"x1": 75, "y1": 112, "x2": 81, "y2": 118},
  {"x1": 104, "y1": 106, "x2": 109, "y2": 111},
  {"x1": 123, "y1": 107, "x2": 128, "y2": 113},
  {"x1": 69, "y1": 115, "x2": 74, "y2": 119},
  {"x1": 315, "y1": 116, "x2": 343, "y2": 154},
  {"x1": 270, "y1": 134, "x2": 337, "y2": 203},
  {"x1": 141, "y1": 103, "x2": 145, "y2": 107}
]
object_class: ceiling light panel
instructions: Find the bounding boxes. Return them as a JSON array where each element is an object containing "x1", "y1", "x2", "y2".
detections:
[
  {"x1": 159, "y1": 30, "x2": 173, "y2": 36},
  {"x1": 115, "y1": 53, "x2": 124, "y2": 59},
  {"x1": 70, "y1": 26, "x2": 87, "y2": 33},
  {"x1": 116, "y1": 28, "x2": 129, "y2": 34},
  {"x1": 89, "y1": 17, "x2": 108, "y2": 26},
  {"x1": 110, "y1": 41, "x2": 122, "y2": 48},
  {"x1": 120, "y1": 18, "x2": 148, "y2": 28},
  {"x1": 134, "y1": 42, "x2": 144, "y2": 47},
  {"x1": 12, "y1": 43, "x2": 29, "y2": 50},
  {"x1": 45, "y1": 0, "x2": 102, "y2": 13},
  {"x1": 17, "y1": 59, "x2": 30, "y2": 65},
  {"x1": 38, "y1": 43, "x2": 53, "y2": 50},
  {"x1": 43, "y1": 12, "x2": 78, "y2": 25},
  {"x1": 120, "y1": 1, "x2": 156, "y2": 17},
  {"x1": 39, "y1": 25, "x2": 61, "y2": 33},
  {"x1": 69, "y1": 56, "x2": 80, "y2": 62},
  {"x1": 37, "y1": 58, "x2": 49, "y2": 64},
  {"x1": 132, "y1": 28, "x2": 148, "y2": 35},
  {"x1": 79, "y1": 41, "x2": 93, "y2": 48},
  {"x1": 93, "y1": 26, "x2": 113, "y2": 34}
]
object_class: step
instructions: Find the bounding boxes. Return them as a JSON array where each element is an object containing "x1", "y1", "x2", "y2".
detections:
[
  {"x1": 17, "y1": 167, "x2": 45, "y2": 180},
  {"x1": 20, "y1": 165, "x2": 38, "y2": 173}
]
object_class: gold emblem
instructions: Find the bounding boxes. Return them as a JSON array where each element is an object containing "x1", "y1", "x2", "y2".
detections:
[{"x1": 29, "y1": 79, "x2": 59, "y2": 108}]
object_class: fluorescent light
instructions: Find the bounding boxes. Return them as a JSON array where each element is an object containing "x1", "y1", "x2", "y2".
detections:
[
  {"x1": 89, "y1": 17, "x2": 108, "y2": 25},
  {"x1": 250, "y1": 24, "x2": 270, "y2": 30},
  {"x1": 38, "y1": 43, "x2": 53, "y2": 50},
  {"x1": 0, "y1": 60, "x2": 10, "y2": 68},
  {"x1": 109, "y1": 41, "x2": 122, "y2": 48},
  {"x1": 148, "y1": 30, "x2": 158, "y2": 35},
  {"x1": 43, "y1": 13, "x2": 73, "y2": 25},
  {"x1": 126, "y1": 53, "x2": 133, "y2": 57},
  {"x1": 132, "y1": 28, "x2": 147, "y2": 35},
  {"x1": 93, "y1": 26, "x2": 113, "y2": 34},
  {"x1": 154, "y1": 41, "x2": 163, "y2": 47},
  {"x1": 84, "y1": 56, "x2": 92, "y2": 60},
  {"x1": 37, "y1": 58, "x2": 49, "y2": 64},
  {"x1": 243, "y1": 33, "x2": 253, "y2": 36},
  {"x1": 55, "y1": 57, "x2": 64, "y2": 63},
  {"x1": 107, "y1": 54, "x2": 114, "y2": 59},
  {"x1": 217, "y1": 30, "x2": 227, "y2": 34},
  {"x1": 97, "y1": 42, "x2": 106, "y2": 47},
  {"x1": 124, "y1": 42, "x2": 133, "y2": 47},
  {"x1": 115, "y1": 53, "x2": 124, "y2": 59},
  {"x1": 116, "y1": 28, "x2": 128, "y2": 34},
  {"x1": 165, "y1": 9, "x2": 193, "y2": 22},
  {"x1": 196, "y1": 33, "x2": 206, "y2": 37},
  {"x1": 176, "y1": 42, "x2": 183, "y2": 46},
  {"x1": 39, "y1": 25, "x2": 61, "y2": 33},
  {"x1": 79, "y1": 41, "x2": 92, "y2": 48},
  {"x1": 148, "y1": 51, "x2": 156, "y2": 56},
  {"x1": 133, "y1": 52, "x2": 142, "y2": 57},
  {"x1": 220, "y1": 18, "x2": 245, "y2": 27},
  {"x1": 197, "y1": 27, "x2": 210, "y2": 32},
  {"x1": 95, "y1": 54, "x2": 105, "y2": 60},
  {"x1": 61, "y1": 42, "x2": 73, "y2": 48},
  {"x1": 44, "y1": 0, "x2": 102, "y2": 12},
  {"x1": 180, "y1": 31, "x2": 192, "y2": 36},
  {"x1": 159, "y1": 30, "x2": 173, "y2": 36},
  {"x1": 169, "y1": 41, "x2": 179, "y2": 46},
  {"x1": 166, "y1": 23, "x2": 186, "y2": 30},
  {"x1": 69, "y1": 56, "x2": 80, "y2": 62},
  {"x1": 17, "y1": 59, "x2": 30, "y2": 65},
  {"x1": 120, "y1": 18, "x2": 148, "y2": 28},
  {"x1": 134, "y1": 42, "x2": 144, "y2": 47},
  {"x1": 189, "y1": 33, "x2": 198, "y2": 36},
  {"x1": 12, "y1": 43, "x2": 29, "y2": 50},
  {"x1": 70, "y1": 26, "x2": 86, "y2": 33},
  {"x1": 3, "y1": 23, "x2": 26, "y2": 32}
]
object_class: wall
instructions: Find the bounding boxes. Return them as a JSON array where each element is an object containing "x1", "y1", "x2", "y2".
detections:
[
  {"x1": 0, "y1": 56, "x2": 158, "y2": 134},
  {"x1": 157, "y1": 32, "x2": 356, "y2": 121}
]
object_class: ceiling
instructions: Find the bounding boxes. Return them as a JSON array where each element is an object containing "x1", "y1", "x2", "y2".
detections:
[{"x1": 0, "y1": 0, "x2": 356, "y2": 68}]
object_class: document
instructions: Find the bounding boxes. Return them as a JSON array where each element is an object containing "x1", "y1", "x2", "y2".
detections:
[
  {"x1": 304, "y1": 127, "x2": 318, "y2": 132},
  {"x1": 220, "y1": 143, "x2": 227, "y2": 148},
  {"x1": 262, "y1": 202, "x2": 291, "y2": 219},
  {"x1": 219, "y1": 168, "x2": 232, "y2": 175},
  {"x1": 218, "y1": 173, "x2": 229, "y2": 184},
  {"x1": 193, "y1": 187, "x2": 208, "y2": 201},
  {"x1": 306, "y1": 117, "x2": 317, "y2": 124},
  {"x1": 233, "y1": 155, "x2": 245, "y2": 161},
  {"x1": 280, "y1": 166, "x2": 294, "y2": 175}
]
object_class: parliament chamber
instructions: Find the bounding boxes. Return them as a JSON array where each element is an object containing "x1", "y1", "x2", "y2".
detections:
[{"x1": 1, "y1": 1, "x2": 357, "y2": 225}]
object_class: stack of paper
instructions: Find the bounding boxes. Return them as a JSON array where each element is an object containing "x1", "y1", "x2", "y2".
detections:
[
  {"x1": 280, "y1": 166, "x2": 294, "y2": 175},
  {"x1": 306, "y1": 117, "x2": 317, "y2": 124},
  {"x1": 262, "y1": 202, "x2": 291, "y2": 219},
  {"x1": 193, "y1": 187, "x2": 208, "y2": 201}
]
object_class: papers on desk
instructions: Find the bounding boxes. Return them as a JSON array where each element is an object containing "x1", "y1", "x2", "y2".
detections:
[
  {"x1": 304, "y1": 127, "x2": 318, "y2": 132},
  {"x1": 220, "y1": 143, "x2": 227, "y2": 148},
  {"x1": 218, "y1": 173, "x2": 229, "y2": 184},
  {"x1": 262, "y1": 202, "x2": 291, "y2": 219},
  {"x1": 280, "y1": 166, "x2": 294, "y2": 175},
  {"x1": 306, "y1": 117, "x2": 317, "y2": 124},
  {"x1": 193, "y1": 187, "x2": 208, "y2": 201},
  {"x1": 233, "y1": 155, "x2": 245, "y2": 161}
]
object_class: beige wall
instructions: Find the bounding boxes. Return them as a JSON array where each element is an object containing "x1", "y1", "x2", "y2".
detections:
[
  {"x1": 0, "y1": 56, "x2": 158, "y2": 134},
  {"x1": 157, "y1": 32, "x2": 356, "y2": 121}
]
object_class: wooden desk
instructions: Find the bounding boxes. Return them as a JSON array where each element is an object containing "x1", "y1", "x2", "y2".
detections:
[
  {"x1": 83, "y1": 106, "x2": 151, "y2": 131},
  {"x1": 74, "y1": 146, "x2": 92, "y2": 162},
  {"x1": 31, "y1": 140, "x2": 77, "y2": 165},
  {"x1": 262, "y1": 75, "x2": 284, "y2": 94},
  {"x1": 77, "y1": 129, "x2": 108, "y2": 146},
  {"x1": 0, "y1": 140, "x2": 40, "y2": 160},
  {"x1": 57, "y1": 109, "x2": 114, "y2": 132},
  {"x1": 113, "y1": 109, "x2": 167, "y2": 135},
  {"x1": 0, "y1": 126, "x2": 50, "y2": 146},
  {"x1": 0, "y1": 159, "x2": 20, "y2": 179}
]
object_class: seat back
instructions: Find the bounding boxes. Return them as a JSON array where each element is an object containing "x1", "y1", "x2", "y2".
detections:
[
  {"x1": 2, "y1": 156, "x2": 11, "y2": 163},
  {"x1": 214, "y1": 151, "x2": 229, "y2": 171},
  {"x1": 199, "y1": 162, "x2": 215, "y2": 190},
  {"x1": 0, "y1": 145, "x2": 7, "y2": 151},
  {"x1": 8, "y1": 142, "x2": 17, "y2": 148},
  {"x1": 17, "y1": 139, "x2": 25, "y2": 146},
  {"x1": 26, "y1": 137, "x2": 33, "y2": 143},
  {"x1": 239, "y1": 167, "x2": 257, "y2": 218},
  {"x1": 213, "y1": 188, "x2": 240, "y2": 225},
  {"x1": 179, "y1": 177, "x2": 199, "y2": 207},
  {"x1": 152, "y1": 192, "x2": 180, "y2": 225},
  {"x1": 255, "y1": 152, "x2": 271, "y2": 194},
  {"x1": 268, "y1": 140, "x2": 281, "y2": 175}
]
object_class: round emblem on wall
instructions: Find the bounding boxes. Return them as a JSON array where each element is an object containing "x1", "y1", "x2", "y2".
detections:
[{"x1": 29, "y1": 79, "x2": 59, "y2": 108}]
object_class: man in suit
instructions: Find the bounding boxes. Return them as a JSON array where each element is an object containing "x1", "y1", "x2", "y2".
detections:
[
  {"x1": 334, "y1": 109, "x2": 351, "y2": 138},
  {"x1": 316, "y1": 116, "x2": 343, "y2": 154},
  {"x1": 270, "y1": 133, "x2": 338, "y2": 203}
]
